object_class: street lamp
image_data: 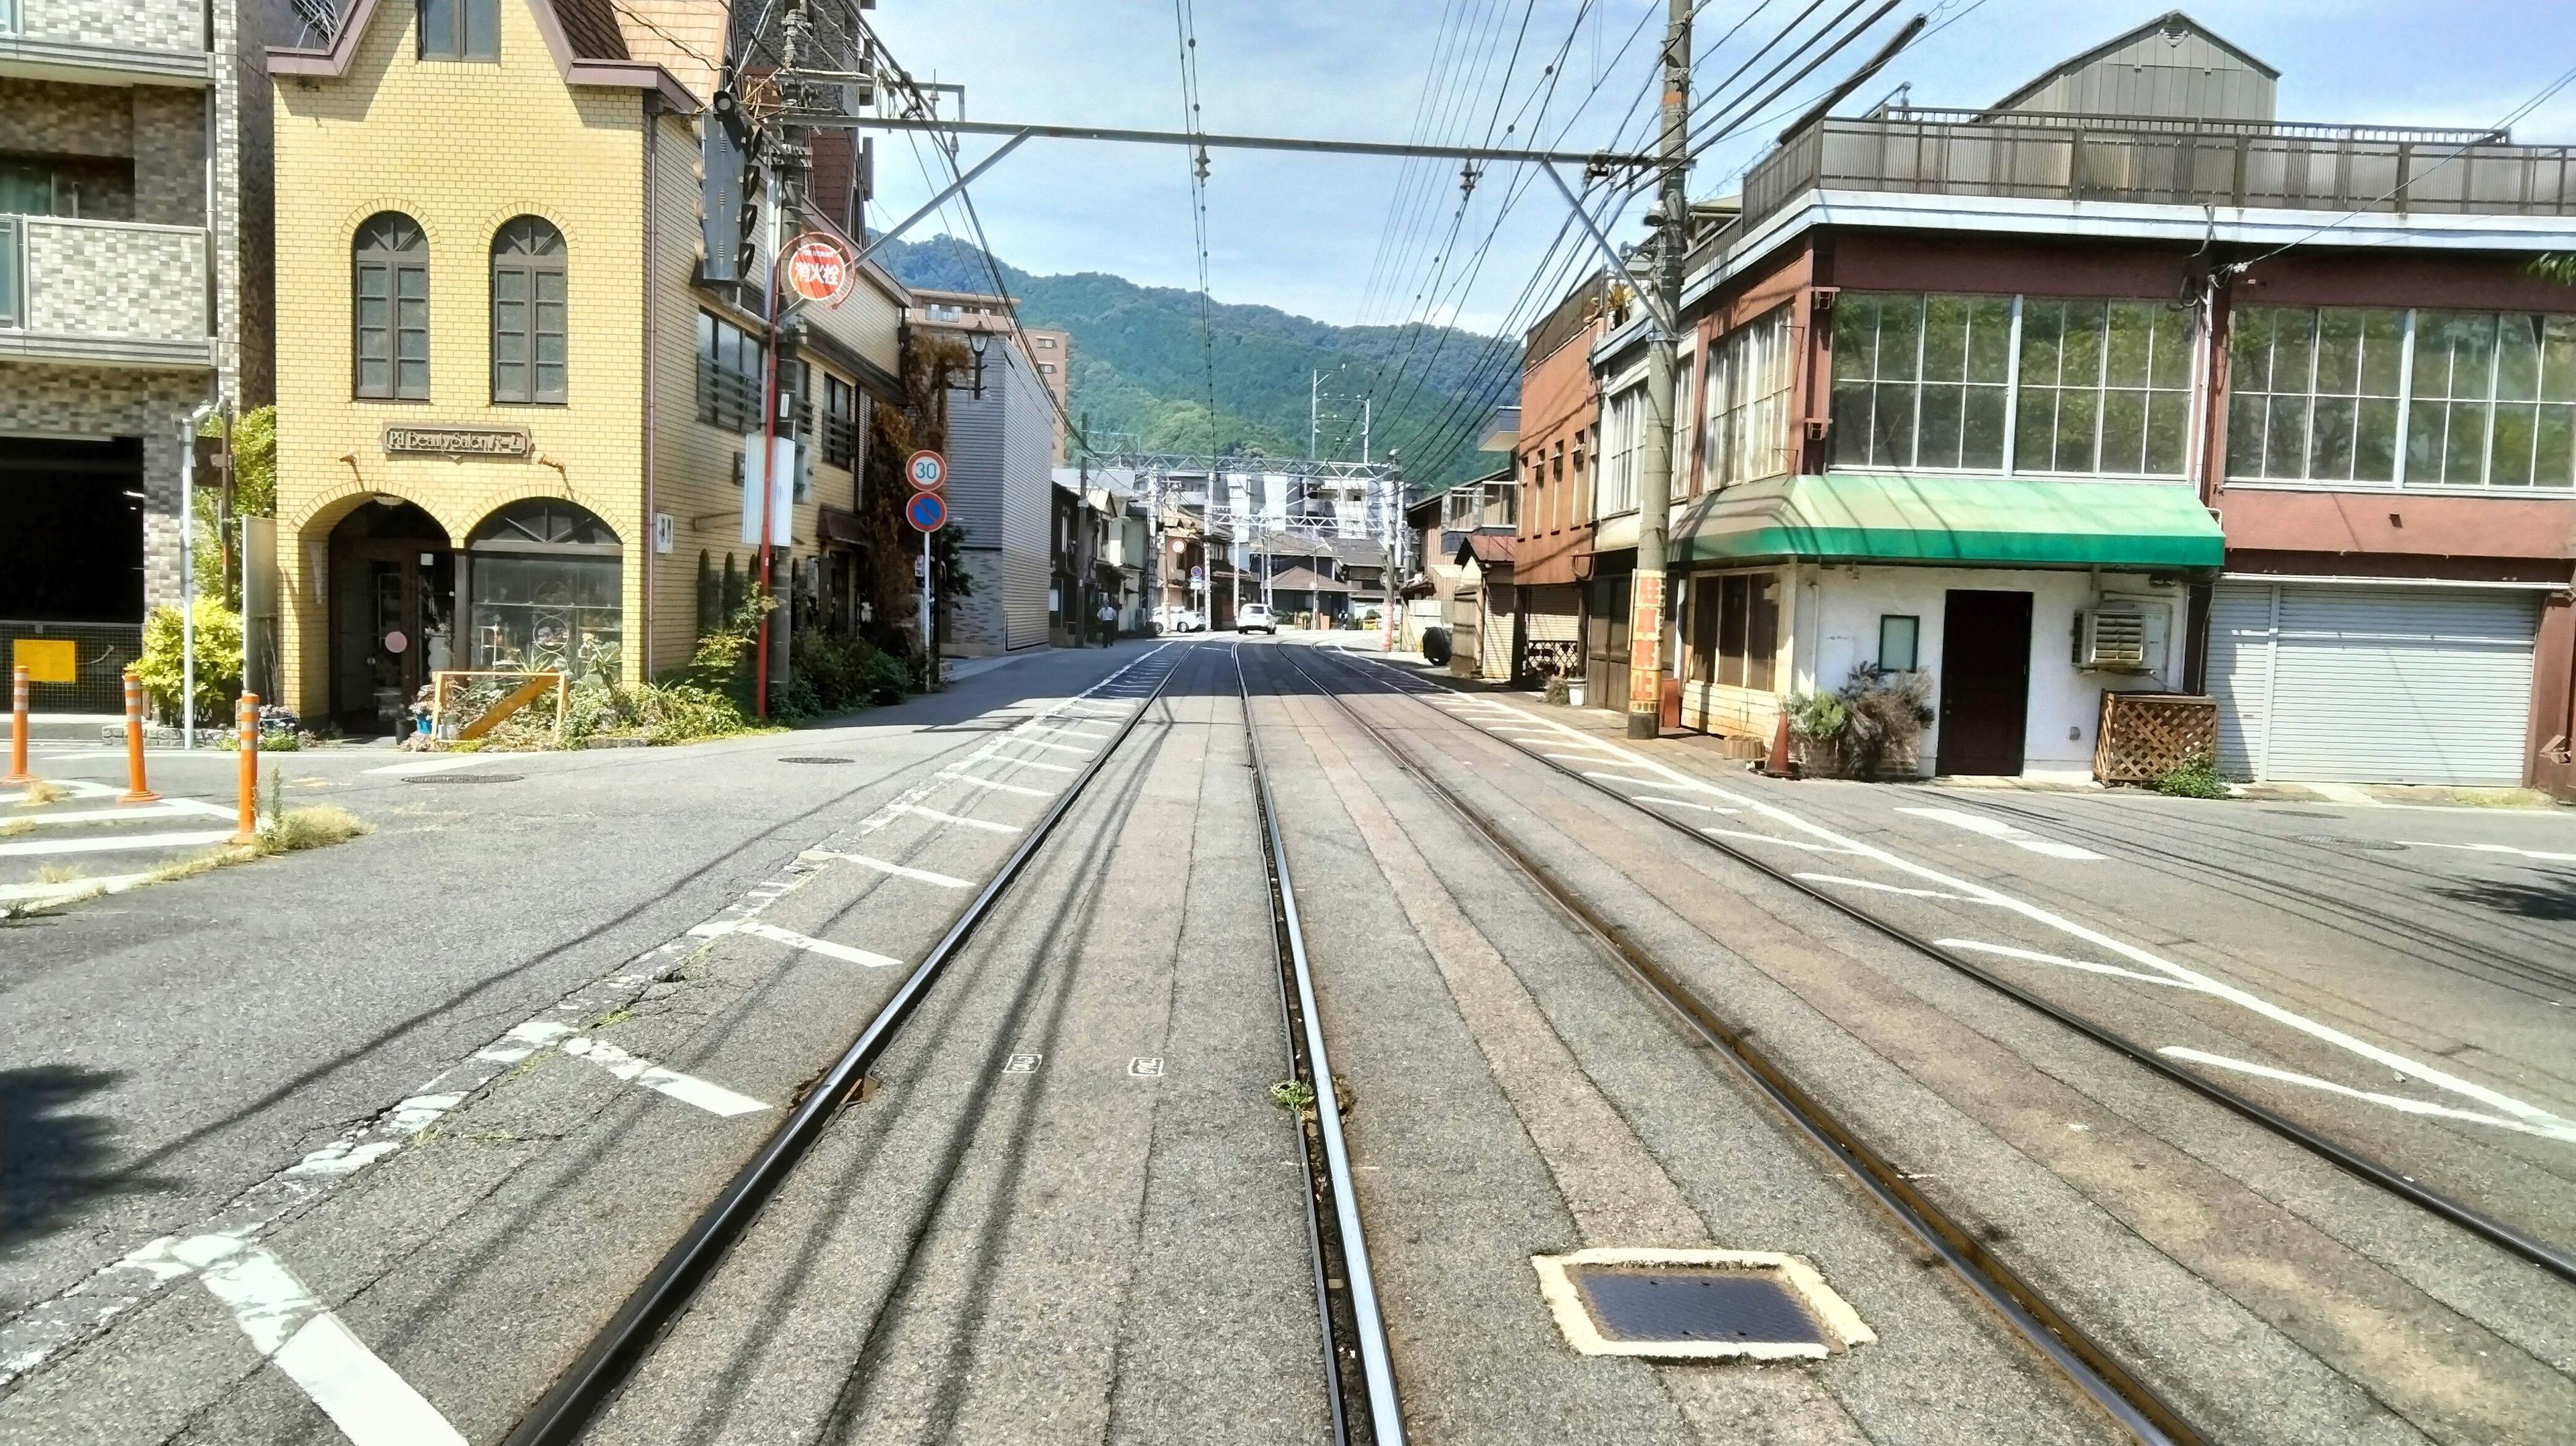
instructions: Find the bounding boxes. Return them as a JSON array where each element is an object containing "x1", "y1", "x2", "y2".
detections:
[{"x1": 969, "y1": 329, "x2": 989, "y2": 398}]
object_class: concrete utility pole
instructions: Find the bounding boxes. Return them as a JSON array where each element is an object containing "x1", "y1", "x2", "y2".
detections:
[{"x1": 1627, "y1": 0, "x2": 1690, "y2": 738}]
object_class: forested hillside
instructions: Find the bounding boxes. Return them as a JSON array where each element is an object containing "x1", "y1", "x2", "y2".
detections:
[{"x1": 872, "y1": 235, "x2": 1513, "y2": 488}]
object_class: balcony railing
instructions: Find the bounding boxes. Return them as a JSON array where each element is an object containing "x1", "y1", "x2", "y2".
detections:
[
  {"x1": 0, "y1": 0, "x2": 213, "y2": 82},
  {"x1": 0, "y1": 216, "x2": 211, "y2": 365},
  {"x1": 1697, "y1": 109, "x2": 2576, "y2": 270}
]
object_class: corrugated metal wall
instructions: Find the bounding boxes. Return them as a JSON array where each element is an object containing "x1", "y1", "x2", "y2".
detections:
[
  {"x1": 998, "y1": 349, "x2": 1053, "y2": 649},
  {"x1": 2001, "y1": 26, "x2": 2273, "y2": 123}
]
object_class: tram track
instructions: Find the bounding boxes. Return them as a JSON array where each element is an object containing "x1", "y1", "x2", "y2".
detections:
[
  {"x1": 1258, "y1": 639, "x2": 2229, "y2": 1446},
  {"x1": 502, "y1": 641, "x2": 1401, "y2": 1446},
  {"x1": 1295, "y1": 643, "x2": 2576, "y2": 1290}
]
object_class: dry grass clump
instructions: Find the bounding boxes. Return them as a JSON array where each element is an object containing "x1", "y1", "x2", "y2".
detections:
[
  {"x1": 259, "y1": 805, "x2": 372, "y2": 854},
  {"x1": 34, "y1": 863, "x2": 83, "y2": 884},
  {"x1": 0, "y1": 818, "x2": 32, "y2": 837},
  {"x1": 14, "y1": 779, "x2": 68, "y2": 807}
]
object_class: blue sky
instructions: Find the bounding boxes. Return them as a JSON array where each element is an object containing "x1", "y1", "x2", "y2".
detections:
[{"x1": 864, "y1": 2, "x2": 2576, "y2": 335}]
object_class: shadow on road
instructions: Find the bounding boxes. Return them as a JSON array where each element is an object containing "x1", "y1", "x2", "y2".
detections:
[
  {"x1": 0, "y1": 1065, "x2": 173, "y2": 1259},
  {"x1": 2429, "y1": 869, "x2": 2576, "y2": 923}
]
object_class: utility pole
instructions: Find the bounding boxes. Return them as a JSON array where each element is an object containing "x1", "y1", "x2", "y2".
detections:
[
  {"x1": 1628, "y1": 0, "x2": 1689, "y2": 739},
  {"x1": 1309, "y1": 370, "x2": 1320, "y2": 460}
]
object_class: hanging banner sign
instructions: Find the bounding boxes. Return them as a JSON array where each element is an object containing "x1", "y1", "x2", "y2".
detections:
[
  {"x1": 785, "y1": 233, "x2": 854, "y2": 305},
  {"x1": 741, "y1": 434, "x2": 796, "y2": 546},
  {"x1": 906, "y1": 449, "x2": 947, "y2": 492},
  {"x1": 906, "y1": 491, "x2": 947, "y2": 533}
]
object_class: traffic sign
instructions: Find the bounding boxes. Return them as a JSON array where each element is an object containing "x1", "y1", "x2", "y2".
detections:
[
  {"x1": 906, "y1": 449, "x2": 947, "y2": 492},
  {"x1": 785, "y1": 234, "x2": 853, "y2": 304},
  {"x1": 906, "y1": 491, "x2": 947, "y2": 532}
]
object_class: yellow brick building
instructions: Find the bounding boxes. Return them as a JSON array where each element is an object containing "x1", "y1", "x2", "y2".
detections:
[{"x1": 266, "y1": 0, "x2": 907, "y2": 731}]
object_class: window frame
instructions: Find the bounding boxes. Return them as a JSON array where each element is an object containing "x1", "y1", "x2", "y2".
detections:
[
  {"x1": 1684, "y1": 569, "x2": 1780, "y2": 691},
  {"x1": 353, "y1": 213, "x2": 429, "y2": 402},
  {"x1": 696, "y1": 311, "x2": 765, "y2": 432},
  {"x1": 1878, "y1": 614, "x2": 1921, "y2": 672},
  {"x1": 418, "y1": 0, "x2": 499, "y2": 61},
  {"x1": 489, "y1": 216, "x2": 567, "y2": 406}
]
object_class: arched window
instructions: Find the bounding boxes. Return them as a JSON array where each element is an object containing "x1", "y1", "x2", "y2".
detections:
[
  {"x1": 490, "y1": 217, "x2": 566, "y2": 404},
  {"x1": 354, "y1": 213, "x2": 428, "y2": 400},
  {"x1": 467, "y1": 500, "x2": 623, "y2": 681}
]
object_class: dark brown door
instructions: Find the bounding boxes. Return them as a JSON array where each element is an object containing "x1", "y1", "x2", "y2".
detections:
[
  {"x1": 1586, "y1": 573, "x2": 1629, "y2": 710},
  {"x1": 1936, "y1": 590, "x2": 2032, "y2": 775}
]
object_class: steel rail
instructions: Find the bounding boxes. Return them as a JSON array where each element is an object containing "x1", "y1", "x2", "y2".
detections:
[
  {"x1": 1271, "y1": 642, "x2": 2196, "y2": 1446},
  {"x1": 1311, "y1": 645, "x2": 2576, "y2": 1289},
  {"x1": 1236, "y1": 645, "x2": 1410, "y2": 1446},
  {"x1": 502, "y1": 646, "x2": 1188, "y2": 1446}
]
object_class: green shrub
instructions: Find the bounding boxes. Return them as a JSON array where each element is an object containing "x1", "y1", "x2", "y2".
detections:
[
  {"x1": 133, "y1": 597, "x2": 242, "y2": 724},
  {"x1": 2155, "y1": 748, "x2": 2229, "y2": 799},
  {"x1": 1783, "y1": 690, "x2": 1847, "y2": 740}
]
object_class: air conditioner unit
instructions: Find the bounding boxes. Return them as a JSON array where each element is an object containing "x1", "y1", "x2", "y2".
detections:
[{"x1": 2075, "y1": 604, "x2": 2164, "y2": 673}]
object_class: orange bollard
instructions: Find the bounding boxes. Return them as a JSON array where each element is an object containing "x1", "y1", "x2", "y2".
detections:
[
  {"x1": 3, "y1": 665, "x2": 31, "y2": 787},
  {"x1": 228, "y1": 693, "x2": 261, "y2": 846},
  {"x1": 117, "y1": 670, "x2": 159, "y2": 803}
]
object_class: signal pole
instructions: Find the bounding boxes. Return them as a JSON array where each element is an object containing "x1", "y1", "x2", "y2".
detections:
[{"x1": 1627, "y1": 0, "x2": 1689, "y2": 738}]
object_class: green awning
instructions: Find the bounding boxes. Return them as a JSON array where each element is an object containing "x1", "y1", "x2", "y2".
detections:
[{"x1": 1673, "y1": 472, "x2": 2224, "y2": 569}]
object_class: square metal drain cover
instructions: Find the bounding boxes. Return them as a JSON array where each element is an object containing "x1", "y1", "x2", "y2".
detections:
[{"x1": 1534, "y1": 1248, "x2": 1874, "y2": 1362}]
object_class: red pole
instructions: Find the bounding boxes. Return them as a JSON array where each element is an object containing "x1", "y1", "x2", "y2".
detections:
[
  {"x1": 3, "y1": 665, "x2": 30, "y2": 786},
  {"x1": 117, "y1": 670, "x2": 158, "y2": 803},
  {"x1": 228, "y1": 693, "x2": 260, "y2": 846},
  {"x1": 752, "y1": 207, "x2": 782, "y2": 718}
]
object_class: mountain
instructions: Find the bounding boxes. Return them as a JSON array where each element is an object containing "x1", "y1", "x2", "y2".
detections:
[{"x1": 871, "y1": 234, "x2": 1515, "y2": 489}]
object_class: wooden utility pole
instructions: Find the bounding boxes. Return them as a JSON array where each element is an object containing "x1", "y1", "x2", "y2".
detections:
[{"x1": 1628, "y1": 0, "x2": 1689, "y2": 738}]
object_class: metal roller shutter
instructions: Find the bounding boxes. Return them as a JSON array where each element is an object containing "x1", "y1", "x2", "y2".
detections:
[{"x1": 2208, "y1": 581, "x2": 2536, "y2": 785}]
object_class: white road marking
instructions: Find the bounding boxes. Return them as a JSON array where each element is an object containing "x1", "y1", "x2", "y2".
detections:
[
  {"x1": 363, "y1": 754, "x2": 498, "y2": 777},
  {"x1": 953, "y1": 754, "x2": 1077, "y2": 775},
  {"x1": 0, "y1": 828, "x2": 237, "y2": 857},
  {"x1": 2398, "y1": 840, "x2": 2576, "y2": 865},
  {"x1": 994, "y1": 738, "x2": 1095, "y2": 757},
  {"x1": 2160, "y1": 1047, "x2": 2576, "y2": 1142},
  {"x1": 494, "y1": 1020, "x2": 771, "y2": 1115},
  {"x1": 1794, "y1": 873, "x2": 1983, "y2": 901},
  {"x1": 10, "y1": 798, "x2": 237, "y2": 826},
  {"x1": 1014, "y1": 722, "x2": 1112, "y2": 739},
  {"x1": 1898, "y1": 806, "x2": 2106, "y2": 861},
  {"x1": 1635, "y1": 795, "x2": 1736, "y2": 814},
  {"x1": 885, "y1": 803, "x2": 1019, "y2": 833},
  {"x1": 2, "y1": 779, "x2": 119, "y2": 804},
  {"x1": 800, "y1": 850, "x2": 971, "y2": 888},
  {"x1": 1544, "y1": 750, "x2": 1627, "y2": 763},
  {"x1": 1703, "y1": 828, "x2": 1863, "y2": 855},
  {"x1": 191, "y1": 1241, "x2": 468, "y2": 1446},
  {"x1": 1129, "y1": 1056, "x2": 1165, "y2": 1077},
  {"x1": 1582, "y1": 770, "x2": 1668, "y2": 787},
  {"x1": 1338, "y1": 649, "x2": 2576, "y2": 1141},
  {"x1": 1938, "y1": 938, "x2": 2209, "y2": 990},
  {"x1": 712, "y1": 919, "x2": 904, "y2": 970},
  {"x1": 939, "y1": 771, "x2": 1054, "y2": 797},
  {"x1": 1004, "y1": 1053, "x2": 1042, "y2": 1074}
]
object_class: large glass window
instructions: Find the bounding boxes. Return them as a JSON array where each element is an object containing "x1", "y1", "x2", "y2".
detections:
[
  {"x1": 2016, "y1": 298, "x2": 2189, "y2": 476},
  {"x1": 1597, "y1": 384, "x2": 1643, "y2": 516},
  {"x1": 353, "y1": 213, "x2": 428, "y2": 400},
  {"x1": 1832, "y1": 294, "x2": 2013, "y2": 471},
  {"x1": 490, "y1": 217, "x2": 566, "y2": 404},
  {"x1": 1684, "y1": 571, "x2": 1779, "y2": 689},
  {"x1": 467, "y1": 500, "x2": 622, "y2": 681},
  {"x1": 1704, "y1": 304, "x2": 1796, "y2": 490},
  {"x1": 696, "y1": 311, "x2": 764, "y2": 431},
  {"x1": 419, "y1": 0, "x2": 498, "y2": 60},
  {"x1": 2225, "y1": 306, "x2": 2576, "y2": 490}
]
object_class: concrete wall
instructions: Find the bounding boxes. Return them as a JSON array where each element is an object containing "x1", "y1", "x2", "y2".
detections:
[{"x1": 1792, "y1": 563, "x2": 2188, "y2": 777}]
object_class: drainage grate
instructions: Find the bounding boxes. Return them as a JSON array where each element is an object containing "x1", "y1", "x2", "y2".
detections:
[
  {"x1": 777, "y1": 757, "x2": 853, "y2": 765},
  {"x1": 1574, "y1": 1268, "x2": 1823, "y2": 1347},
  {"x1": 1533, "y1": 1248, "x2": 1874, "y2": 1361},
  {"x1": 400, "y1": 773, "x2": 523, "y2": 784},
  {"x1": 2291, "y1": 834, "x2": 2406, "y2": 851}
]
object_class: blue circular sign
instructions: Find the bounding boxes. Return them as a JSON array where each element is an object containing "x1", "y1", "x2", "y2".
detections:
[{"x1": 906, "y1": 491, "x2": 947, "y2": 532}]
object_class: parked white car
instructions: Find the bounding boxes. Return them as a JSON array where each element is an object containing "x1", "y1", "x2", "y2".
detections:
[
  {"x1": 1235, "y1": 602, "x2": 1275, "y2": 635},
  {"x1": 1152, "y1": 605, "x2": 1207, "y2": 634}
]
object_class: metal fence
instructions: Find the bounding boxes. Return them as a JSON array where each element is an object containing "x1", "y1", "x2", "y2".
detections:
[{"x1": 4, "y1": 620, "x2": 146, "y2": 714}]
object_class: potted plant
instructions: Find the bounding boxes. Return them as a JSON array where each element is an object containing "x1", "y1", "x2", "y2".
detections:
[
  {"x1": 1782, "y1": 691, "x2": 1847, "y2": 775},
  {"x1": 1835, "y1": 665, "x2": 1935, "y2": 779}
]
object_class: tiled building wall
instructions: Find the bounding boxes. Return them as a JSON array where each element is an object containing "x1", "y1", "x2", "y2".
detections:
[
  {"x1": 0, "y1": 364, "x2": 206, "y2": 612},
  {"x1": 944, "y1": 551, "x2": 1010, "y2": 657},
  {"x1": 0, "y1": 78, "x2": 133, "y2": 158},
  {"x1": 15, "y1": 0, "x2": 205, "y2": 52},
  {"x1": 129, "y1": 85, "x2": 207, "y2": 227},
  {"x1": 22, "y1": 221, "x2": 207, "y2": 339}
]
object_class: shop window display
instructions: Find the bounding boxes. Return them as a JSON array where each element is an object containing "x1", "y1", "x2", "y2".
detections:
[{"x1": 466, "y1": 500, "x2": 622, "y2": 681}]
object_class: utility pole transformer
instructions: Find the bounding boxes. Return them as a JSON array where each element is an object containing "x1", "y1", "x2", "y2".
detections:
[{"x1": 1627, "y1": 0, "x2": 1690, "y2": 738}]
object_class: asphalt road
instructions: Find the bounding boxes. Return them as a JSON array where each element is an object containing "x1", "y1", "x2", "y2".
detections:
[{"x1": 3, "y1": 634, "x2": 2571, "y2": 1445}]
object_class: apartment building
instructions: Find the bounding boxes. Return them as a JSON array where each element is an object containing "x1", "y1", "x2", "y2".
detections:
[
  {"x1": 1, "y1": 0, "x2": 269, "y2": 710},
  {"x1": 265, "y1": 0, "x2": 910, "y2": 730},
  {"x1": 905, "y1": 289, "x2": 1059, "y2": 655},
  {"x1": 1603, "y1": 10, "x2": 2576, "y2": 789}
]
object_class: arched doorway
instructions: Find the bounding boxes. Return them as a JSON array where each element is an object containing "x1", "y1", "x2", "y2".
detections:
[
  {"x1": 464, "y1": 499, "x2": 623, "y2": 681},
  {"x1": 328, "y1": 498, "x2": 454, "y2": 733}
]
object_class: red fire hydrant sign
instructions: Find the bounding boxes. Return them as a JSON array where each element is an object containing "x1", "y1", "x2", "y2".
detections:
[{"x1": 786, "y1": 234, "x2": 853, "y2": 304}]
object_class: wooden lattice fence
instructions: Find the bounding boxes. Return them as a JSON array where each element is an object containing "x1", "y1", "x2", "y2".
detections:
[{"x1": 2093, "y1": 691, "x2": 2217, "y2": 784}]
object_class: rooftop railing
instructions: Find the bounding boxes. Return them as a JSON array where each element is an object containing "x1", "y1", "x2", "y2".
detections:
[{"x1": 1691, "y1": 109, "x2": 2576, "y2": 273}]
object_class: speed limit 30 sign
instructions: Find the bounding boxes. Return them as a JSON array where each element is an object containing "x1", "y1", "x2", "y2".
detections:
[{"x1": 906, "y1": 449, "x2": 947, "y2": 491}]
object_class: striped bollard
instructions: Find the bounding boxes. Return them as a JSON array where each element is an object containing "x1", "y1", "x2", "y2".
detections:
[
  {"x1": 228, "y1": 693, "x2": 261, "y2": 846},
  {"x1": 3, "y1": 665, "x2": 30, "y2": 787},
  {"x1": 117, "y1": 670, "x2": 159, "y2": 803}
]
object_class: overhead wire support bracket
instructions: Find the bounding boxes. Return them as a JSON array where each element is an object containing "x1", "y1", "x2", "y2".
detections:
[
  {"x1": 1539, "y1": 163, "x2": 1676, "y2": 334},
  {"x1": 850, "y1": 127, "x2": 1033, "y2": 266},
  {"x1": 849, "y1": 115, "x2": 1657, "y2": 172}
]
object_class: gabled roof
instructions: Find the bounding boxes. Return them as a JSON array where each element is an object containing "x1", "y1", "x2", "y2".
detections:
[
  {"x1": 268, "y1": 0, "x2": 701, "y2": 112},
  {"x1": 1456, "y1": 534, "x2": 1517, "y2": 568},
  {"x1": 1985, "y1": 11, "x2": 2275, "y2": 118},
  {"x1": 1264, "y1": 565, "x2": 1350, "y2": 594}
]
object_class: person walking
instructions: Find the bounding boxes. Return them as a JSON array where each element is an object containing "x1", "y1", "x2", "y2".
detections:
[{"x1": 1095, "y1": 597, "x2": 1118, "y2": 647}]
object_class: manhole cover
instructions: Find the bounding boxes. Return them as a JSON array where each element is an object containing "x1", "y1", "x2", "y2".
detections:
[
  {"x1": 778, "y1": 757, "x2": 853, "y2": 765},
  {"x1": 1533, "y1": 1248, "x2": 1873, "y2": 1361},
  {"x1": 2290, "y1": 834, "x2": 2406, "y2": 851},
  {"x1": 400, "y1": 773, "x2": 522, "y2": 784}
]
